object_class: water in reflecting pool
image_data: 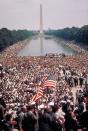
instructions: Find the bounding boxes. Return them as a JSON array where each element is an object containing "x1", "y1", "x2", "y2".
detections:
[{"x1": 18, "y1": 38, "x2": 77, "y2": 56}]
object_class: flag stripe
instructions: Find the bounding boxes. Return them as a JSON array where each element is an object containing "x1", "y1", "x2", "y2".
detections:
[
  {"x1": 43, "y1": 80, "x2": 56, "y2": 88},
  {"x1": 31, "y1": 94, "x2": 37, "y2": 102},
  {"x1": 31, "y1": 88, "x2": 43, "y2": 102}
]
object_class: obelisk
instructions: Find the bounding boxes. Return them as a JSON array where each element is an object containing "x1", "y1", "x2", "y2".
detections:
[
  {"x1": 40, "y1": 4, "x2": 43, "y2": 55},
  {"x1": 40, "y1": 4, "x2": 43, "y2": 35}
]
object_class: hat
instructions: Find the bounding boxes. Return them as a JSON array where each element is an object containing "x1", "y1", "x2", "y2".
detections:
[
  {"x1": 29, "y1": 101, "x2": 36, "y2": 106},
  {"x1": 27, "y1": 101, "x2": 36, "y2": 109},
  {"x1": 30, "y1": 101, "x2": 35, "y2": 105},
  {"x1": 0, "y1": 64, "x2": 2, "y2": 67},
  {"x1": 70, "y1": 102, "x2": 74, "y2": 105},
  {"x1": 60, "y1": 100, "x2": 66, "y2": 104},
  {"x1": 48, "y1": 102, "x2": 54, "y2": 106},
  {"x1": 67, "y1": 100, "x2": 71, "y2": 103},
  {"x1": 38, "y1": 104, "x2": 45, "y2": 109},
  {"x1": 0, "y1": 94, "x2": 2, "y2": 98}
]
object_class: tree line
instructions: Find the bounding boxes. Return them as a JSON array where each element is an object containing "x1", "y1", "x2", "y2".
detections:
[
  {"x1": 45, "y1": 25, "x2": 88, "y2": 44},
  {"x1": 0, "y1": 28, "x2": 35, "y2": 51}
]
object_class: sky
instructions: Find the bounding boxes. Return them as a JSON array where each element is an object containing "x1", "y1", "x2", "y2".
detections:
[{"x1": 0, "y1": 0, "x2": 88, "y2": 30}]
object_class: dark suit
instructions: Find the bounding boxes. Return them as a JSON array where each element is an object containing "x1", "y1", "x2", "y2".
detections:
[
  {"x1": 22, "y1": 111, "x2": 37, "y2": 131},
  {"x1": 80, "y1": 111, "x2": 88, "y2": 128},
  {"x1": 38, "y1": 112, "x2": 52, "y2": 131},
  {"x1": 0, "y1": 104, "x2": 4, "y2": 120},
  {"x1": 0, "y1": 104, "x2": 5, "y2": 131},
  {"x1": 18, "y1": 112, "x2": 24, "y2": 129}
]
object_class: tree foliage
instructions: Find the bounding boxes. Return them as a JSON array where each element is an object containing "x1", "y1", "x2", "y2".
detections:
[
  {"x1": 0, "y1": 28, "x2": 35, "y2": 51},
  {"x1": 45, "y1": 25, "x2": 88, "y2": 44}
]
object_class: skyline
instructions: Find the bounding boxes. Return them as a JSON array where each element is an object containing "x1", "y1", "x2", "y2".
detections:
[{"x1": 0, "y1": 0, "x2": 88, "y2": 30}]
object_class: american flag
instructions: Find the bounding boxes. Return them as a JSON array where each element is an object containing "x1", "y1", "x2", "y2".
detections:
[
  {"x1": 43, "y1": 80, "x2": 57, "y2": 88},
  {"x1": 31, "y1": 88, "x2": 43, "y2": 102}
]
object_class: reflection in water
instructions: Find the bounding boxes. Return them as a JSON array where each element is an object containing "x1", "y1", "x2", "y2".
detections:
[
  {"x1": 18, "y1": 38, "x2": 77, "y2": 56},
  {"x1": 40, "y1": 36, "x2": 43, "y2": 55}
]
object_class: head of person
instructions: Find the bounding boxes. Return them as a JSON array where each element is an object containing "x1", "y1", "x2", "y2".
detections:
[
  {"x1": 21, "y1": 106, "x2": 26, "y2": 113},
  {"x1": 52, "y1": 104, "x2": 59, "y2": 113},
  {"x1": 27, "y1": 102, "x2": 36, "y2": 112},
  {"x1": 5, "y1": 114, "x2": 12, "y2": 122}
]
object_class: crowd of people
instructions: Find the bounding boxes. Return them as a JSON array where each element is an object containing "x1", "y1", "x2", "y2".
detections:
[
  {"x1": 0, "y1": 41, "x2": 88, "y2": 131},
  {"x1": 66, "y1": 42, "x2": 87, "y2": 54}
]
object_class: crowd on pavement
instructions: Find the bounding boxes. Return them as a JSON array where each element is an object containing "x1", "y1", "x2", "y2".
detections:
[{"x1": 0, "y1": 41, "x2": 88, "y2": 131}]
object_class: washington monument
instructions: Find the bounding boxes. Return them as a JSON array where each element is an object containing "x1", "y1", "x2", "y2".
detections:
[
  {"x1": 40, "y1": 4, "x2": 43, "y2": 55},
  {"x1": 40, "y1": 4, "x2": 43, "y2": 35}
]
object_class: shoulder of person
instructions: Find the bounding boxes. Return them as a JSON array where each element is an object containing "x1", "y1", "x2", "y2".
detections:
[{"x1": 28, "y1": 111, "x2": 33, "y2": 115}]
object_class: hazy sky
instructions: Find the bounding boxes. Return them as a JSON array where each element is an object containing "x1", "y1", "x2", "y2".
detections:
[{"x1": 0, "y1": 0, "x2": 88, "y2": 30}]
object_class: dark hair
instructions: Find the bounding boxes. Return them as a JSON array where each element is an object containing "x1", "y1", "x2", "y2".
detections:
[
  {"x1": 52, "y1": 105, "x2": 58, "y2": 113},
  {"x1": 5, "y1": 114, "x2": 11, "y2": 121},
  {"x1": 86, "y1": 105, "x2": 88, "y2": 111},
  {"x1": 0, "y1": 98, "x2": 6, "y2": 108},
  {"x1": 27, "y1": 105, "x2": 34, "y2": 111}
]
